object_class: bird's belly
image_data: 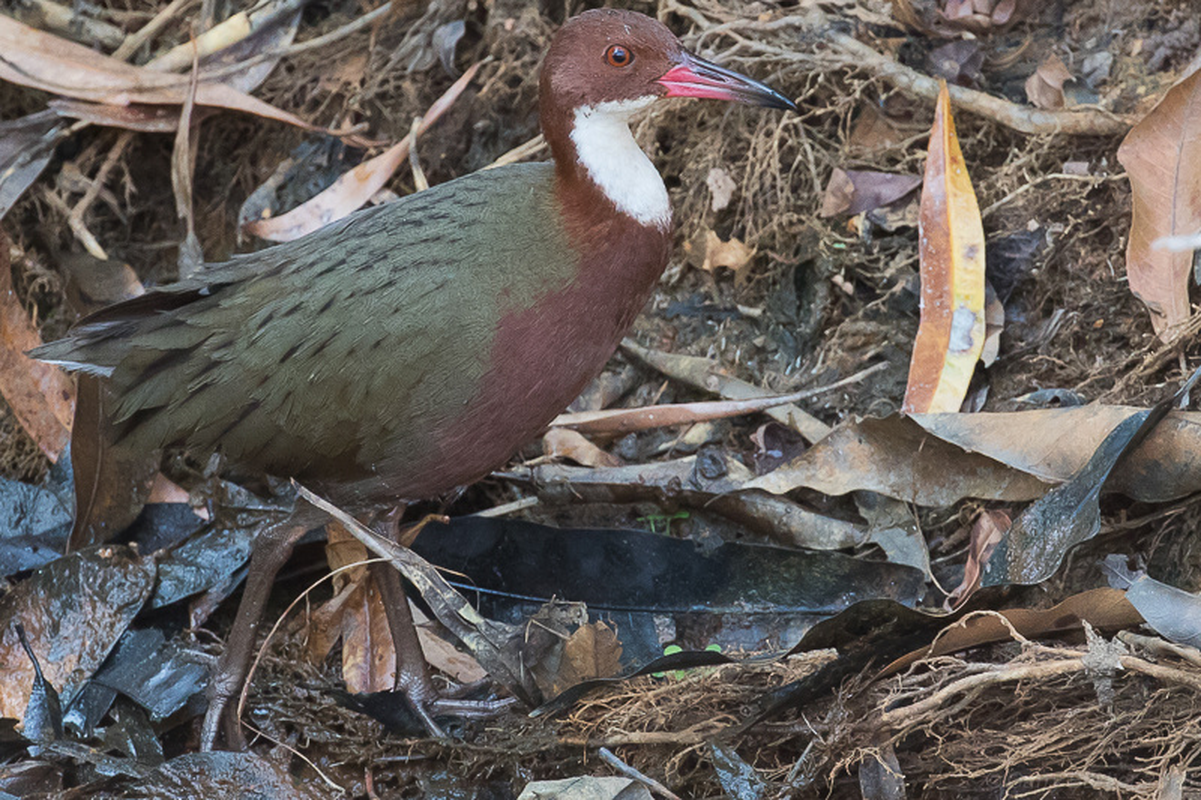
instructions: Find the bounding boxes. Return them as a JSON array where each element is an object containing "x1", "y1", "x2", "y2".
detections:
[{"x1": 312, "y1": 277, "x2": 651, "y2": 508}]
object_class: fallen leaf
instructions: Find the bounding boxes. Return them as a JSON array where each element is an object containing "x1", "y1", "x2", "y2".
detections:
[
  {"x1": 829, "y1": 169, "x2": 923, "y2": 218},
  {"x1": 0, "y1": 233, "x2": 74, "y2": 460},
  {"x1": 981, "y1": 369, "x2": 1198, "y2": 588},
  {"x1": 1102, "y1": 555, "x2": 1201, "y2": 649},
  {"x1": 244, "y1": 61, "x2": 482, "y2": 241},
  {"x1": 0, "y1": 111, "x2": 61, "y2": 220},
  {"x1": 746, "y1": 414, "x2": 1051, "y2": 504},
  {"x1": 947, "y1": 509, "x2": 1011, "y2": 608},
  {"x1": 552, "y1": 621, "x2": 622, "y2": 694},
  {"x1": 1024, "y1": 54, "x2": 1075, "y2": 110},
  {"x1": 819, "y1": 166, "x2": 855, "y2": 217},
  {"x1": 542, "y1": 428, "x2": 622, "y2": 468},
  {"x1": 0, "y1": 15, "x2": 330, "y2": 135},
  {"x1": 980, "y1": 280, "x2": 1004, "y2": 366},
  {"x1": 848, "y1": 104, "x2": 905, "y2": 151},
  {"x1": 698, "y1": 229, "x2": 756, "y2": 277},
  {"x1": 1117, "y1": 68, "x2": 1201, "y2": 338},
  {"x1": 148, "y1": 0, "x2": 303, "y2": 95},
  {"x1": 939, "y1": 0, "x2": 1025, "y2": 34},
  {"x1": 882, "y1": 588, "x2": 1143, "y2": 676},
  {"x1": 145, "y1": 473, "x2": 192, "y2": 505},
  {"x1": 314, "y1": 523, "x2": 486, "y2": 688},
  {"x1": 927, "y1": 40, "x2": 983, "y2": 86},
  {"x1": 518, "y1": 777, "x2": 651, "y2": 800},
  {"x1": 0, "y1": 547, "x2": 154, "y2": 721},
  {"x1": 68, "y1": 374, "x2": 159, "y2": 549},
  {"x1": 903, "y1": 81, "x2": 986, "y2": 413},
  {"x1": 340, "y1": 577, "x2": 394, "y2": 693}
]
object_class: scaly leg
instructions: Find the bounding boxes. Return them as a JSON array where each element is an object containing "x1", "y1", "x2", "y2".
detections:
[
  {"x1": 201, "y1": 513, "x2": 312, "y2": 750},
  {"x1": 370, "y1": 518, "x2": 514, "y2": 736}
]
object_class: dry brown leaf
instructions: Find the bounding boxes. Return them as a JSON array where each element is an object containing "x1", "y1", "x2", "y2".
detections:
[
  {"x1": 1024, "y1": 54, "x2": 1074, "y2": 110},
  {"x1": 340, "y1": 578, "x2": 394, "y2": 694},
  {"x1": 903, "y1": 80, "x2": 986, "y2": 413},
  {"x1": 550, "y1": 621, "x2": 622, "y2": 695},
  {"x1": 746, "y1": 414, "x2": 1051, "y2": 505},
  {"x1": 819, "y1": 167, "x2": 855, "y2": 217},
  {"x1": 244, "y1": 61, "x2": 482, "y2": 242},
  {"x1": 542, "y1": 428, "x2": 622, "y2": 468},
  {"x1": 1117, "y1": 69, "x2": 1201, "y2": 338},
  {"x1": 698, "y1": 229, "x2": 756, "y2": 277},
  {"x1": 980, "y1": 280, "x2": 1004, "y2": 366},
  {"x1": 946, "y1": 509, "x2": 1010, "y2": 608},
  {"x1": 622, "y1": 339, "x2": 832, "y2": 443},
  {"x1": 882, "y1": 587, "x2": 1143, "y2": 676},
  {"x1": 410, "y1": 603, "x2": 487, "y2": 684},
  {"x1": 315, "y1": 521, "x2": 486, "y2": 687},
  {"x1": 849, "y1": 104, "x2": 905, "y2": 151},
  {"x1": 821, "y1": 168, "x2": 922, "y2": 218},
  {"x1": 939, "y1": 0, "x2": 1025, "y2": 34},
  {"x1": 145, "y1": 473, "x2": 192, "y2": 505},
  {"x1": 0, "y1": 233, "x2": 74, "y2": 460},
  {"x1": 0, "y1": 15, "x2": 327, "y2": 135}
]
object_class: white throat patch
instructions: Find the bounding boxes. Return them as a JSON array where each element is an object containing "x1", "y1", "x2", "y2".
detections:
[{"x1": 570, "y1": 97, "x2": 671, "y2": 230}]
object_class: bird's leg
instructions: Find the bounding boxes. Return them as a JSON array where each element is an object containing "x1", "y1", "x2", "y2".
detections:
[
  {"x1": 369, "y1": 515, "x2": 515, "y2": 736},
  {"x1": 200, "y1": 514, "x2": 310, "y2": 751}
]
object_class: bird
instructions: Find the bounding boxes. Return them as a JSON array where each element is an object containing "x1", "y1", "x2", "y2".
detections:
[{"x1": 33, "y1": 8, "x2": 795, "y2": 748}]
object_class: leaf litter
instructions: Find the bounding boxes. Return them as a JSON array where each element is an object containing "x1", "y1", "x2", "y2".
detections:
[{"x1": 0, "y1": 0, "x2": 1200, "y2": 797}]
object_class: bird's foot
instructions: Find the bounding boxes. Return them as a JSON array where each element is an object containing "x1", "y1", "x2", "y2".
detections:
[
  {"x1": 200, "y1": 656, "x2": 248, "y2": 751},
  {"x1": 402, "y1": 675, "x2": 517, "y2": 738}
]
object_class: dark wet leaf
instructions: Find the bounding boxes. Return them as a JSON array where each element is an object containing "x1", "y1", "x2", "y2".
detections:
[
  {"x1": 981, "y1": 410, "x2": 1148, "y2": 586},
  {"x1": 979, "y1": 366, "x2": 1201, "y2": 588},
  {"x1": 709, "y1": 742, "x2": 768, "y2": 800},
  {"x1": 148, "y1": 519, "x2": 254, "y2": 610},
  {"x1": 69, "y1": 376, "x2": 158, "y2": 550},
  {"x1": 124, "y1": 751, "x2": 326, "y2": 799},
  {"x1": 1103, "y1": 555, "x2": 1201, "y2": 648},
  {"x1": 89, "y1": 628, "x2": 207, "y2": 721},
  {"x1": 0, "y1": 455, "x2": 73, "y2": 576},
  {"x1": 101, "y1": 700, "x2": 163, "y2": 767},
  {"x1": 0, "y1": 547, "x2": 155, "y2": 722},
  {"x1": 0, "y1": 760, "x2": 64, "y2": 795},
  {"x1": 14, "y1": 622, "x2": 62, "y2": 752},
  {"x1": 412, "y1": 516, "x2": 925, "y2": 617},
  {"x1": 0, "y1": 111, "x2": 61, "y2": 220}
]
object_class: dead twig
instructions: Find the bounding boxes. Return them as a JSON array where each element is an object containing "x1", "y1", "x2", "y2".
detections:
[
  {"x1": 682, "y1": 10, "x2": 1134, "y2": 137},
  {"x1": 598, "y1": 747, "x2": 685, "y2": 800},
  {"x1": 111, "y1": 0, "x2": 196, "y2": 62},
  {"x1": 67, "y1": 130, "x2": 133, "y2": 252}
]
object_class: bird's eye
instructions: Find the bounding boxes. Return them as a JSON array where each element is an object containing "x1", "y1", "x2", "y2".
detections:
[{"x1": 605, "y1": 44, "x2": 633, "y2": 67}]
